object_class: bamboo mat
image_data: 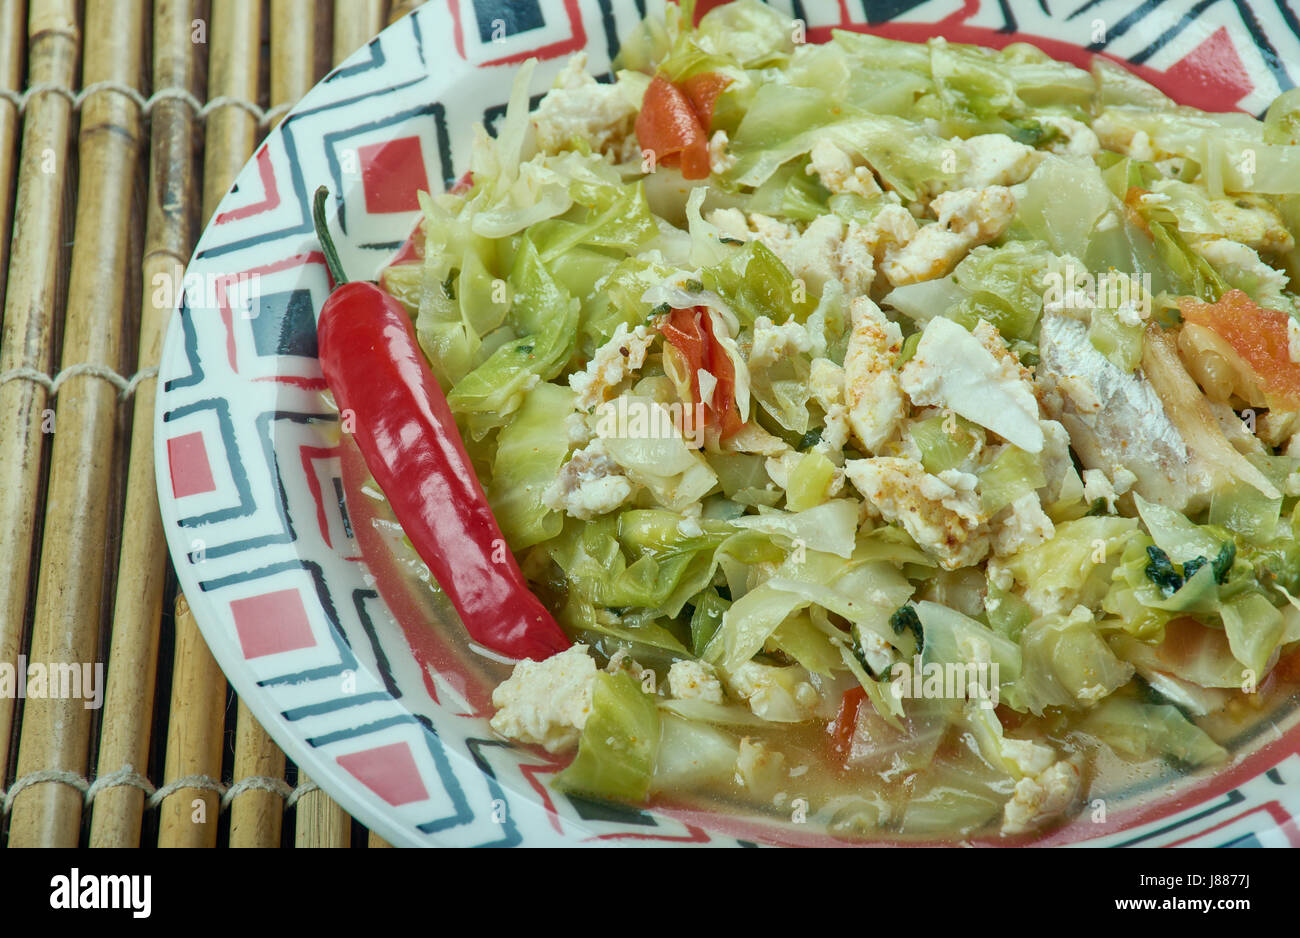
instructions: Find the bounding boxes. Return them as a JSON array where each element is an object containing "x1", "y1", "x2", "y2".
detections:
[{"x1": 0, "y1": 0, "x2": 427, "y2": 849}]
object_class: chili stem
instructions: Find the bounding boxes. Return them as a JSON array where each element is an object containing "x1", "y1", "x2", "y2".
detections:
[{"x1": 312, "y1": 185, "x2": 349, "y2": 285}]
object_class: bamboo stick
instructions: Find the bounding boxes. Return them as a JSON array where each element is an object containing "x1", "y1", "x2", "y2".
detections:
[
  {"x1": 332, "y1": 0, "x2": 385, "y2": 65},
  {"x1": 201, "y1": 0, "x2": 261, "y2": 218},
  {"x1": 368, "y1": 831, "x2": 392, "y2": 848},
  {"x1": 271, "y1": 0, "x2": 314, "y2": 121},
  {"x1": 156, "y1": 595, "x2": 227, "y2": 847},
  {"x1": 387, "y1": 0, "x2": 423, "y2": 26},
  {"x1": 227, "y1": 700, "x2": 286, "y2": 847},
  {"x1": 0, "y1": 0, "x2": 79, "y2": 798},
  {"x1": 89, "y1": 0, "x2": 204, "y2": 848},
  {"x1": 0, "y1": 0, "x2": 27, "y2": 309},
  {"x1": 6, "y1": 0, "x2": 146, "y2": 847},
  {"x1": 387, "y1": 0, "x2": 426, "y2": 26},
  {"x1": 293, "y1": 770, "x2": 351, "y2": 848},
  {"x1": 222, "y1": 0, "x2": 321, "y2": 849}
]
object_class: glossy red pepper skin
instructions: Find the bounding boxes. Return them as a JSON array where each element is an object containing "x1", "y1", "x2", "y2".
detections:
[{"x1": 317, "y1": 280, "x2": 571, "y2": 661}]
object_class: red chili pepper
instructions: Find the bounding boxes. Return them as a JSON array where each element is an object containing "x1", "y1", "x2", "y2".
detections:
[
  {"x1": 661, "y1": 305, "x2": 743, "y2": 439},
  {"x1": 311, "y1": 187, "x2": 570, "y2": 662},
  {"x1": 827, "y1": 686, "x2": 867, "y2": 764},
  {"x1": 635, "y1": 73, "x2": 731, "y2": 180}
]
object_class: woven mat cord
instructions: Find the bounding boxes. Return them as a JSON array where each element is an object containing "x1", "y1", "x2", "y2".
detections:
[
  {"x1": 1, "y1": 768, "x2": 319, "y2": 815},
  {"x1": 0, "y1": 81, "x2": 293, "y2": 129}
]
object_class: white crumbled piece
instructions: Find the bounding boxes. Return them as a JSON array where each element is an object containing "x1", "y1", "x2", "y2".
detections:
[
  {"x1": 542, "y1": 439, "x2": 636, "y2": 520},
  {"x1": 735, "y1": 738, "x2": 788, "y2": 799},
  {"x1": 958, "y1": 134, "x2": 1043, "y2": 187},
  {"x1": 817, "y1": 406, "x2": 852, "y2": 457},
  {"x1": 932, "y1": 186, "x2": 1018, "y2": 242},
  {"x1": 809, "y1": 357, "x2": 846, "y2": 411},
  {"x1": 1131, "y1": 129, "x2": 1160, "y2": 161},
  {"x1": 1289, "y1": 319, "x2": 1300, "y2": 366},
  {"x1": 750, "y1": 315, "x2": 814, "y2": 370},
  {"x1": 999, "y1": 737, "x2": 1058, "y2": 778},
  {"x1": 1092, "y1": 115, "x2": 1165, "y2": 163},
  {"x1": 750, "y1": 212, "x2": 847, "y2": 294},
  {"x1": 987, "y1": 559, "x2": 1014, "y2": 592},
  {"x1": 1114, "y1": 301, "x2": 1144, "y2": 327},
  {"x1": 489, "y1": 645, "x2": 599, "y2": 753},
  {"x1": 836, "y1": 223, "x2": 878, "y2": 297},
  {"x1": 1259, "y1": 410, "x2": 1300, "y2": 448},
  {"x1": 858, "y1": 204, "x2": 921, "y2": 254},
  {"x1": 881, "y1": 186, "x2": 1016, "y2": 285},
  {"x1": 764, "y1": 450, "x2": 799, "y2": 489},
  {"x1": 1081, "y1": 468, "x2": 1119, "y2": 513},
  {"x1": 1190, "y1": 238, "x2": 1291, "y2": 301},
  {"x1": 531, "y1": 53, "x2": 637, "y2": 161},
  {"x1": 1040, "y1": 115, "x2": 1101, "y2": 158},
  {"x1": 1002, "y1": 759, "x2": 1082, "y2": 836},
  {"x1": 564, "y1": 411, "x2": 593, "y2": 448},
  {"x1": 809, "y1": 357, "x2": 851, "y2": 457},
  {"x1": 724, "y1": 661, "x2": 821, "y2": 722},
  {"x1": 667, "y1": 659, "x2": 725, "y2": 704},
  {"x1": 843, "y1": 296, "x2": 906, "y2": 454},
  {"x1": 993, "y1": 492, "x2": 1055, "y2": 557},
  {"x1": 1112, "y1": 467, "x2": 1137, "y2": 495},
  {"x1": 855, "y1": 629, "x2": 895, "y2": 676},
  {"x1": 807, "y1": 137, "x2": 881, "y2": 197},
  {"x1": 837, "y1": 207, "x2": 921, "y2": 297},
  {"x1": 706, "y1": 206, "x2": 918, "y2": 300},
  {"x1": 709, "y1": 129, "x2": 736, "y2": 176},
  {"x1": 899, "y1": 317, "x2": 1043, "y2": 453},
  {"x1": 1207, "y1": 197, "x2": 1295, "y2": 254},
  {"x1": 844, "y1": 456, "x2": 990, "y2": 569},
  {"x1": 725, "y1": 421, "x2": 792, "y2": 456},
  {"x1": 568, "y1": 322, "x2": 657, "y2": 411},
  {"x1": 881, "y1": 228, "x2": 969, "y2": 286},
  {"x1": 707, "y1": 206, "x2": 752, "y2": 242}
]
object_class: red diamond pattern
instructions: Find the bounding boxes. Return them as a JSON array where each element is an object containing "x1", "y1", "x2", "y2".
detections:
[
  {"x1": 230, "y1": 588, "x2": 318, "y2": 659},
  {"x1": 167, "y1": 431, "x2": 217, "y2": 498},
  {"x1": 1164, "y1": 27, "x2": 1254, "y2": 113},
  {"x1": 359, "y1": 137, "x2": 429, "y2": 214},
  {"x1": 337, "y1": 741, "x2": 430, "y2": 806}
]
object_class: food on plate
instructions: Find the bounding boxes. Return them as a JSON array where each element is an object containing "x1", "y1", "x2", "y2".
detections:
[{"x1": 326, "y1": 0, "x2": 1300, "y2": 840}]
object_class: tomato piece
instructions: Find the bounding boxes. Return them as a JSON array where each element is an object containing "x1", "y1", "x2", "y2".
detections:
[
  {"x1": 699, "y1": 310, "x2": 743, "y2": 439},
  {"x1": 1178, "y1": 289, "x2": 1300, "y2": 408},
  {"x1": 635, "y1": 74, "x2": 711, "y2": 179},
  {"x1": 680, "y1": 71, "x2": 732, "y2": 130},
  {"x1": 827, "y1": 687, "x2": 867, "y2": 763},
  {"x1": 662, "y1": 305, "x2": 708, "y2": 394},
  {"x1": 661, "y1": 306, "x2": 742, "y2": 439}
]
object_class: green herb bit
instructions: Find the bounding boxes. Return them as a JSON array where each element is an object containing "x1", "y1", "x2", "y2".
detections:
[{"x1": 889, "y1": 604, "x2": 923, "y2": 646}]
